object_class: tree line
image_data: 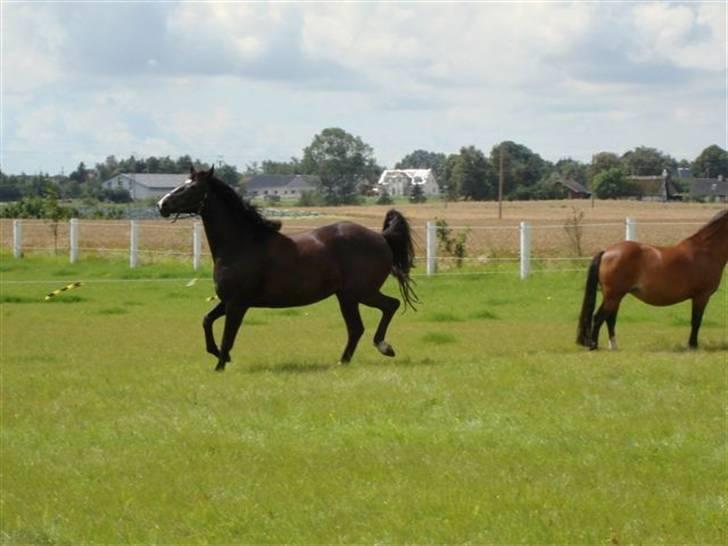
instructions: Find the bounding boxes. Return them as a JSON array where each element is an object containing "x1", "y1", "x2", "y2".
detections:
[{"x1": 1, "y1": 127, "x2": 727, "y2": 211}]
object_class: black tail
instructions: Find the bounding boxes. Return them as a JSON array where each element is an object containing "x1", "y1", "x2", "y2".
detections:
[
  {"x1": 576, "y1": 251, "x2": 604, "y2": 346},
  {"x1": 382, "y1": 209, "x2": 419, "y2": 311}
]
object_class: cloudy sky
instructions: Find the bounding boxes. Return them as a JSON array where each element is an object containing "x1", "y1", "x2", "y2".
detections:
[{"x1": 2, "y1": 1, "x2": 726, "y2": 174}]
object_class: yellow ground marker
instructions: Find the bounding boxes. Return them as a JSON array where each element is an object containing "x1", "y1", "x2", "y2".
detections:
[{"x1": 45, "y1": 281, "x2": 82, "y2": 301}]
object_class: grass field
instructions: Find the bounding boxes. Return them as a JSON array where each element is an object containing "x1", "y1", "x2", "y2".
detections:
[{"x1": 1, "y1": 255, "x2": 726, "y2": 544}]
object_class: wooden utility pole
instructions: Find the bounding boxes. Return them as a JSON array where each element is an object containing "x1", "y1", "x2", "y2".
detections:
[{"x1": 498, "y1": 144, "x2": 504, "y2": 219}]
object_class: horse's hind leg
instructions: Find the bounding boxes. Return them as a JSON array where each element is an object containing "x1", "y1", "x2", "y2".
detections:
[
  {"x1": 203, "y1": 301, "x2": 226, "y2": 358},
  {"x1": 590, "y1": 295, "x2": 622, "y2": 351},
  {"x1": 606, "y1": 309, "x2": 619, "y2": 350},
  {"x1": 337, "y1": 295, "x2": 364, "y2": 364},
  {"x1": 361, "y1": 292, "x2": 400, "y2": 357}
]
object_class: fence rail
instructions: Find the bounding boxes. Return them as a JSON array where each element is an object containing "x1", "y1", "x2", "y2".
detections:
[{"x1": 2, "y1": 217, "x2": 705, "y2": 279}]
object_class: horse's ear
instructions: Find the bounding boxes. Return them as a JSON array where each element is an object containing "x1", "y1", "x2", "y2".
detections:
[
  {"x1": 190, "y1": 165, "x2": 196, "y2": 176},
  {"x1": 208, "y1": 165, "x2": 215, "y2": 177}
]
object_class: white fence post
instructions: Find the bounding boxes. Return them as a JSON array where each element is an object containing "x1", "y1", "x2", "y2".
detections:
[
  {"x1": 625, "y1": 217, "x2": 637, "y2": 241},
  {"x1": 192, "y1": 221, "x2": 202, "y2": 271},
  {"x1": 129, "y1": 220, "x2": 139, "y2": 268},
  {"x1": 520, "y1": 221, "x2": 531, "y2": 279},
  {"x1": 69, "y1": 218, "x2": 79, "y2": 263},
  {"x1": 12, "y1": 219, "x2": 22, "y2": 258},
  {"x1": 426, "y1": 220, "x2": 437, "y2": 276}
]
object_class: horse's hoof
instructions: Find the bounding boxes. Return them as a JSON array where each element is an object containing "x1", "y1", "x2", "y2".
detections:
[
  {"x1": 588, "y1": 344, "x2": 598, "y2": 351},
  {"x1": 214, "y1": 363, "x2": 226, "y2": 372},
  {"x1": 376, "y1": 341, "x2": 395, "y2": 357}
]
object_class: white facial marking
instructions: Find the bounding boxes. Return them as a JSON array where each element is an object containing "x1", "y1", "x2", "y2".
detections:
[
  {"x1": 157, "y1": 179, "x2": 192, "y2": 209},
  {"x1": 157, "y1": 191, "x2": 172, "y2": 209}
]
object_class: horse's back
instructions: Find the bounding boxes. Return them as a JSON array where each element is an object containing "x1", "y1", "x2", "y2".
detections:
[
  {"x1": 258, "y1": 222, "x2": 391, "y2": 304},
  {"x1": 299, "y1": 221, "x2": 392, "y2": 289},
  {"x1": 600, "y1": 240, "x2": 713, "y2": 305}
]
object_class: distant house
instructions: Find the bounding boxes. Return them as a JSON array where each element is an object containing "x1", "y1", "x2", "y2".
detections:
[
  {"x1": 627, "y1": 170, "x2": 682, "y2": 201},
  {"x1": 377, "y1": 169, "x2": 439, "y2": 197},
  {"x1": 244, "y1": 174, "x2": 319, "y2": 200},
  {"x1": 102, "y1": 173, "x2": 186, "y2": 200},
  {"x1": 689, "y1": 176, "x2": 728, "y2": 202},
  {"x1": 552, "y1": 177, "x2": 591, "y2": 199}
]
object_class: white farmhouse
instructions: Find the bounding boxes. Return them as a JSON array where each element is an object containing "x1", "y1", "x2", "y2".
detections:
[
  {"x1": 102, "y1": 173, "x2": 187, "y2": 200},
  {"x1": 377, "y1": 169, "x2": 439, "y2": 197}
]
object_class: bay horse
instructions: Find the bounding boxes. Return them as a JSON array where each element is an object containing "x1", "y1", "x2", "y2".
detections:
[
  {"x1": 158, "y1": 166, "x2": 418, "y2": 371},
  {"x1": 577, "y1": 209, "x2": 728, "y2": 350}
]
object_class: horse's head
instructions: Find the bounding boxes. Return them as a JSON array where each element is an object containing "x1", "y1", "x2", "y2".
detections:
[{"x1": 157, "y1": 166, "x2": 213, "y2": 218}]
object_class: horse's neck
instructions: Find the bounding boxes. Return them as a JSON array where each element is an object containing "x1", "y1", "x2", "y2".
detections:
[
  {"x1": 690, "y1": 221, "x2": 728, "y2": 264},
  {"x1": 200, "y1": 194, "x2": 255, "y2": 260}
]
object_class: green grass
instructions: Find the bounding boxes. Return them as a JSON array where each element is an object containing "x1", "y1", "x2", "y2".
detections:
[{"x1": 1, "y1": 254, "x2": 726, "y2": 544}]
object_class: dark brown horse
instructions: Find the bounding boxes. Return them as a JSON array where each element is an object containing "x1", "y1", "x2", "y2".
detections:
[
  {"x1": 158, "y1": 166, "x2": 418, "y2": 371},
  {"x1": 577, "y1": 209, "x2": 728, "y2": 350}
]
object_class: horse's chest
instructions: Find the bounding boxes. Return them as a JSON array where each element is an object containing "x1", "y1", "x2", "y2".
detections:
[{"x1": 213, "y1": 264, "x2": 260, "y2": 299}]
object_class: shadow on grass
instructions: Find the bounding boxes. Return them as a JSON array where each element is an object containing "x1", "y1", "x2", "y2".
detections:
[
  {"x1": 243, "y1": 355, "x2": 442, "y2": 374},
  {"x1": 648, "y1": 339, "x2": 728, "y2": 353},
  {"x1": 369, "y1": 356, "x2": 441, "y2": 368},
  {"x1": 245, "y1": 362, "x2": 335, "y2": 374}
]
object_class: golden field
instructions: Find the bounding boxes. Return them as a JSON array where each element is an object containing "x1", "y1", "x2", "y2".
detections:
[{"x1": 1, "y1": 199, "x2": 725, "y2": 266}]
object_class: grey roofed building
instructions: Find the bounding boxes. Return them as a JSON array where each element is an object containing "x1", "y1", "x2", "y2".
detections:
[
  {"x1": 689, "y1": 177, "x2": 728, "y2": 202},
  {"x1": 627, "y1": 170, "x2": 682, "y2": 201},
  {"x1": 551, "y1": 176, "x2": 591, "y2": 198},
  {"x1": 102, "y1": 173, "x2": 187, "y2": 200},
  {"x1": 245, "y1": 174, "x2": 319, "y2": 199}
]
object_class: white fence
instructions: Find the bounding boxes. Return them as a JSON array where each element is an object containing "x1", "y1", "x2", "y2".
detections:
[{"x1": 5, "y1": 216, "x2": 703, "y2": 279}]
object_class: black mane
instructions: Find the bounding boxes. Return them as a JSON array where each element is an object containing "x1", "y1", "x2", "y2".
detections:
[{"x1": 208, "y1": 177, "x2": 282, "y2": 235}]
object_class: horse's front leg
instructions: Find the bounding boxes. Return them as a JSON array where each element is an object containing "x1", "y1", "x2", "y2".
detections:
[
  {"x1": 202, "y1": 301, "x2": 226, "y2": 358},
  {"x1": 688, "y1": 295, "x2": 710, "y2": 349},
  {"x1": 215, "y1": 304, "x2": 248, "y2": 372}
]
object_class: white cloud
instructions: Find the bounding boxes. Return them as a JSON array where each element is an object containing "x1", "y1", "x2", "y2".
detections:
[
  {"x1": 2, "y1": 4, "x2": 66, "y2": 94},
  {"x1": 632, "y1": 2, "x2": 726, "y2": 72},
  {"x1": 1, "y1": 1, "x2": 725, "y2": 173}
]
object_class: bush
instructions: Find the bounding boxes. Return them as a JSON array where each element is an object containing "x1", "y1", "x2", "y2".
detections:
[
  {"x1": 435, "y1": 218, "x2": 470, "y2": 268},
  {"x1": 377, "y1": 190, "x2": 394, "y2": 205},
  {"x1": 593, "y1": 168, "x2": 639, "y2": 199},
  {"x1": 0, "y1": 196, "x2": 78, "y2": 219},
  {"x1": 296, "y1": 191, "x2": 323, "y2": 207},
  {"x1": 102, "y1": 188, "x2": 133, "y2": 203},
  {"x1": 409, "y1": 184, "x2": 427, "y2": 203}
]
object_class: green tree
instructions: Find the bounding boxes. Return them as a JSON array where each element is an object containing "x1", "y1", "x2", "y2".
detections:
[
  {"x1": 215, "y1": 163, "x2": 242, "y2": 187},
  {"x1": 440, "y1": 153, "x2": 461, "y2": 200},
  {"x1": 301, "y1": 128, "x2": 380, "y2": 205},
  {"x1": 95, "y1": 155, "x2": 120, "y2": 181},
  {"x1": 409, "y1": 183, "x2": 426, "y2": 203},
  {"x1": 450, "y1": 146, "x2": 494, "y2": 200},
  {"x1": 69, "y1": 162, "x2": 89, "y2": 183},
  {"x1": 692, "y1": 145, "x2": 728, "y2": 178},
  {"x1": 262, "y1": 158, "x2": 302, "y2": 175},
  {"x1": 553, "y1": 158, "x2": 588, "y2": 186},
  {"x1": 0, "y1": 170, "x2": 22, "y2": 201},
  {"x1": 490, "y1": 141, "x2": 549, "y2": 198},
  {"x1": 620, "y1": 146, "x2": 676, "y2": 175},
  {"x1": 593, "y1": 168, "x2": 639, "y2": 199},
  {"x1": 588, "y1": 152, "x2": 621, "y2": 188}
]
